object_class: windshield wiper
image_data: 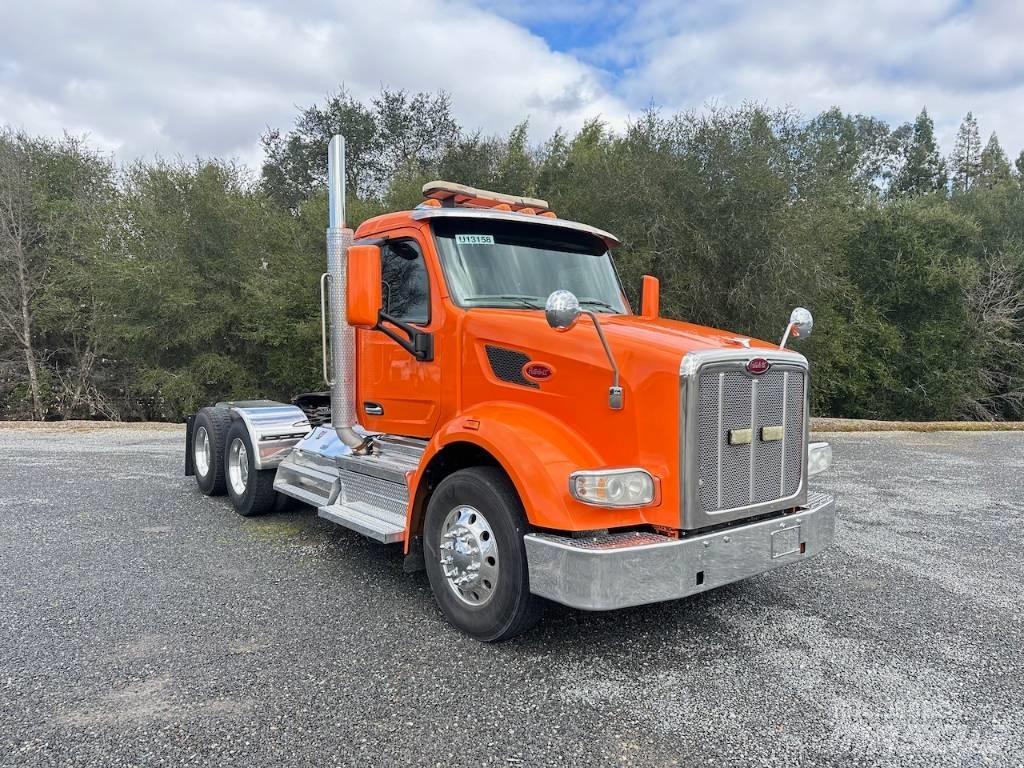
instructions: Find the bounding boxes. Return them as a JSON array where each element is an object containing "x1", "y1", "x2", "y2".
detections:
[
  {"x1": 463, "y1": 294, "x2": 545, "y2": 309},
  {"x1": 578, "y1": 297, "x2": 620, "y2": 312}
]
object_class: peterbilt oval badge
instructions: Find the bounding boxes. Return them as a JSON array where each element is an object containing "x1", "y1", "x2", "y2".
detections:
[
  {"x1": 746, "y1": 357, "x2": 770, "y2": 374},
  {"x1": 523, "y1": 362, "x2": 554, "y2": 381}
]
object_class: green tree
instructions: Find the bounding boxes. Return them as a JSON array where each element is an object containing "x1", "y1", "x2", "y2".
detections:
[
  {"x1": 0, "y1": 130, "x2": 117, "y2": 419},
  {"x1": 261, "y1": 87, "x2": 460, "y2": 210},
  {"x1": 950, "y1": 112, "x2": 982, "y2": 193},
  {"x1": 978, "y1": 132, "x2": 1013, "y2": 189},
  {"x1": 104, "y1": 160, "x2": 312, "y2": 419},
  {"x1": 890, "y1": 108, "x2": 946, "y2": 197},
  {"x1": 843, "y1": 200, "x2": 981, "y2": 418}
]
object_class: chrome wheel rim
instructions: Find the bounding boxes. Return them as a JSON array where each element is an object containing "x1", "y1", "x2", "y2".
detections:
[
  {"x1": 227, "y1": 438, "x2": 248, "y2": 497},
  {"x1": 439, "y1": 505, "x2": 499, "y2": 606},
  {"x1": 194, "y1": 426, "x2": 211, "y2": 477}
]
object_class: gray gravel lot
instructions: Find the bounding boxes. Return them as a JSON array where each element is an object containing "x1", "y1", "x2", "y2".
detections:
[{"x1": 1, "y1": 427, "x2": 1022, "y2": 767}]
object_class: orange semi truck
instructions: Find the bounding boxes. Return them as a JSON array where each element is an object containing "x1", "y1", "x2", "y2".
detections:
[{"x1": 185, "y1": 135, "x2": 835, "y2": 641}]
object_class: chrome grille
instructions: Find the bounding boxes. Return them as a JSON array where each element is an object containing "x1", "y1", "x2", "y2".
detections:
[{"x1": 695, "y1": 366, "x2": 805, "y2": 515}]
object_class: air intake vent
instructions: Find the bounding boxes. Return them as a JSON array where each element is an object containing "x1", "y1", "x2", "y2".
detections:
[{"x1": 485, "y1": 346, "x2": 538, "y2": 388}]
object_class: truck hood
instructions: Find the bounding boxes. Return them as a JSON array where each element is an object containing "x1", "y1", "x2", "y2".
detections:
[
  {"x1": 461, "y1": 308, "x2": 787, "y2": 420},
  {"x1": 595, "y1": 313, "x2": 779, "y2": 357},
  {"x1": 464, "y1": 309, "x2": 779, "y2": 372}
]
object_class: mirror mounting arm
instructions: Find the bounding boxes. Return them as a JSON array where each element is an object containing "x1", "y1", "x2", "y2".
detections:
[
  {"x1": 779, "y1": 321, "x2": 796, "y2": 349},
  {"x1": 583, "y1": 310, "x2": 623, "y2": 410},
  {"x1": 377, "y1": 311, "x2": 434, "y2": 362}
]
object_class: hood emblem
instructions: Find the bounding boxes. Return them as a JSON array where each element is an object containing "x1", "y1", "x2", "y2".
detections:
[
  {"x1": 746, "y1": 357, "x2": 770, "y2": 375},
  {"x1": 523, "y1": 362, "x2": 554, "y2": 382}
]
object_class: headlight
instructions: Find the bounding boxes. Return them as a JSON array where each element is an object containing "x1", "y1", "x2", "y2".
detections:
[
  {"x1": 808, "y1": 441, "x2": 832, "y2": 476},
  {"x1": 569, "y1": 469, "x2": 656, "y2": 507}
]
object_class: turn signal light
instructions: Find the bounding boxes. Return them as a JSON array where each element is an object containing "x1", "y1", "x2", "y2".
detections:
[
  {"x1": 570, "y1": 469, "x2": 655, "y2": 507},
  {"x1": 808, "y1": 442, "x2": 832, "y2": 476}
]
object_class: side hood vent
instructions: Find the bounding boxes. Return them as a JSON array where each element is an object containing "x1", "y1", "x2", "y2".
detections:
[{"x1": 485, "y1": 346, "x2": 538, "y2": 389}]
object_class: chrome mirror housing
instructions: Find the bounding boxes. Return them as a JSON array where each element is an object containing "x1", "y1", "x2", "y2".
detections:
[
  {"x1": 780, "y1": 307, "x2": 813, "y2": 349},
  {"x1": 545, "y1": 290, "x2": 581, "y2": 332}
]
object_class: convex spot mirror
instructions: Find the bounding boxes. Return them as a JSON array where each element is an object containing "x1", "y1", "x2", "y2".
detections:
[
  {"x1": 545, "y1": 289, "x2": 581, "y2": 332},
  {"x1": 780, "y1": 307, "x2": 813, "y2": 348}
]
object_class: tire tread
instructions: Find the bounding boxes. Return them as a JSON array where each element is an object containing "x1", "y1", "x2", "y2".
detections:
[
  {"x1": 424, "y1": 466, "x2": 542, "y2": 642},
  {"x1": 225, "y1": 421, "x2": 278, "y2": 517},
  {"x1": 193, "y1": 406, "x2": 232, "y2": 496}
]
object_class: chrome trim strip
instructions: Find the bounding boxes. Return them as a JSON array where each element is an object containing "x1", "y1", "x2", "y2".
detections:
[
  {"x1": 525, "y1": 492, "x2": 835, "y2": 611},
  {"x1": 748, "y1": 378, "x2": 757, "y2": 503},
  {"x1": 678, "y1": 348, "x2": 810, "y2": 530},
  {"x1": 716, "y1": 372, "x2": 723, "y2": 509},
  {"x1": 780, "y1": 371, "x2": 789, "y2": 497},
  {"x1": 409, "y1": 207, "x2": 621, "y2": 249}
]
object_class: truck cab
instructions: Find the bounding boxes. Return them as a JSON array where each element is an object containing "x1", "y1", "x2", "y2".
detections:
[{"x1": 186, "y1": 137, "x2": 835, "y2": 641}]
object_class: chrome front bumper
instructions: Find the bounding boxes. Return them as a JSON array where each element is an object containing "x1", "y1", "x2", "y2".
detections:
[{"x1": 524, "y1": 492, "x2": 835, "y2": 610}]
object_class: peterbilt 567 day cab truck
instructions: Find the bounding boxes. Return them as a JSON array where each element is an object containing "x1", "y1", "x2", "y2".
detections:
[{"x1": 186, "y1": 135, "x2": 835, "y2": 641}]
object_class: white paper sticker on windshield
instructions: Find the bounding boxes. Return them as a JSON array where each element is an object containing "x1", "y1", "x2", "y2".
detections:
[{"x1": 455, "y1": 234, "x2": 495, "y2": 245}]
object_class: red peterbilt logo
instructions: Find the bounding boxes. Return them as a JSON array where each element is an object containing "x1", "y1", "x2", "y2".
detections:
[
  {"x1": 523, "y1": 362, "x2": 554, "y2": 381},
  {"x1": 746, "y1": 357, "x2": 770, "y2": 374}
]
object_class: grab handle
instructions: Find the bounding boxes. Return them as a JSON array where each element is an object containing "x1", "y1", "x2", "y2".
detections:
[{"x1": 320, "y1": 272, "x2": 334, "y2": 385}]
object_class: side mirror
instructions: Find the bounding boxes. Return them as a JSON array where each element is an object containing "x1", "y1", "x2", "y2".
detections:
[
  {"x1": 346, "y1": 245, "x2": 382, "y2": 328},
  {"x1": 545, "y1": 290, "x2": 581, "y2": 332},
  {"x1": 640, "y1": 275, "x2": 660, "y2": 319},
  {"x1": 779, "y1": 307, "x2": 813, "y2": 349}
]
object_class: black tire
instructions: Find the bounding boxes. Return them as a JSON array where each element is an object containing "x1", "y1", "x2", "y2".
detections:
[
  {"x1": 224, "y1": 421, "x2": 278, "y2": 517},
  {"x1": 423, "y1": 467, "x2": 542, "y2": 642},
  {"x1": 192, "y1": 406, "x2": 232, "y2": 496}
]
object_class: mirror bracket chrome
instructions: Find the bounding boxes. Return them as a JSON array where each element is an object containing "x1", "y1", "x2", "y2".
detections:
[
  {"x1": 583, "y1": 309, "x2": 623, "y2": 410},
  {"x1": 779, "y1": 321, "x2": 796, "y2": 349}
]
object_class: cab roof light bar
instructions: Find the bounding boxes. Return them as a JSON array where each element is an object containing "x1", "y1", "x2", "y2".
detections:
[{"x1": 421, "y1": 180, "x2": 555, "y2": 216}]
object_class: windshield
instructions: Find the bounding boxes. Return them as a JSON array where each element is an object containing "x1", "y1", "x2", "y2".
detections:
[{"x1": 432, "y1": 218, "x2": 628, "y2": 313}]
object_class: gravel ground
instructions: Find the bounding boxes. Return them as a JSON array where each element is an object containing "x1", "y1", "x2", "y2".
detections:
[{"x1": 1, "y1": 427, "x2": 1022, "y2": 767}]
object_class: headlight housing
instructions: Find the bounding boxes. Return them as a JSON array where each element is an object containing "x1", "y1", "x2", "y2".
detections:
[{"x1": 569, "y1": 468, "x2": 656, "y2": 507}]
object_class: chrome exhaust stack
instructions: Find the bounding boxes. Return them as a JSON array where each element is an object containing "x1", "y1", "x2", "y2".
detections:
[{"x1": 325, "y1": 135, "x2": 364, "y2": 450}]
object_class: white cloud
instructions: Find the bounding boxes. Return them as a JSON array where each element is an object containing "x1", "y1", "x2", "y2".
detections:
[
  {"x1": 0, "y1": 0, "x2": 628, "y2": 165},
  {"x1": 3, "y1": 0, "x2": 1024, "y2": 168},
  {"x1": 609, "y1": 0, "x2": 1024, "y2": 156}
]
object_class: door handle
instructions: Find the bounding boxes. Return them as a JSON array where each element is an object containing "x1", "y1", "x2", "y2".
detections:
[{"x1": 363, "y1": 402, "x2": 384, "y2": 416}]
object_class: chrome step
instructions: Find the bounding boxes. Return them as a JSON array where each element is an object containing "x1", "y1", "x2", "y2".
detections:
[
  {"x1": 274, "y1": 426, "x2": 424, "y2": 543},
  {"x1": 337, "y1": 434, "x2": 426, "y2": 484},
  {"x1": 318, "y1": 501, "x2": 405, "y2": 543}
]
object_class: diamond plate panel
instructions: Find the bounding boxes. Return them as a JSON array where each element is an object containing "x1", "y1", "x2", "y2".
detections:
[{"x1": 338, "y1": 468, "x2": 408, "y2": 520}]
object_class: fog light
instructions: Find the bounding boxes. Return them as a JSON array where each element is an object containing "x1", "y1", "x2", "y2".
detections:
[
  {"x1": 808, "y1": 441, "x2": 832, "y2": 476},
  {"x1": 570, "y1": 469, "x2": 655, "y2": 507}
]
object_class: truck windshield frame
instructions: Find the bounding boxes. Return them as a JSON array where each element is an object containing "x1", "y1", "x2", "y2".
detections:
[{"x1": 431, "y1": 218, "x2": 630, "y2": 313}]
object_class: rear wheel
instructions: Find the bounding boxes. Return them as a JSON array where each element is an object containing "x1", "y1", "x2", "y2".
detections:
[
  {"x1": 423, "y1": 467, "x2": 542, "y2": 642},
  {"x1": 224, "y1": 421, "x2": 278, "y2": 517},
  {"x1": 192, "y1": 406, "x2": 231, "y2": 496}
]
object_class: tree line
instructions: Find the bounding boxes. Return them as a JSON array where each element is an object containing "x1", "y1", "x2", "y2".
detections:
[{"x1": 2, "y1": 90, "x2": 1023, "y2": 422}]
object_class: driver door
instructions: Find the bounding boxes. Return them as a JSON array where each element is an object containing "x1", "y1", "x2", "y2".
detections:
[{"x1": 356, "y1": 234, "x2": 442, "y2": 438}]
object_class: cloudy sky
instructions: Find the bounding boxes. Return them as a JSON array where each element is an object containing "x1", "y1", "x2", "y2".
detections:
[{"x1": 2, "y1": 0, "x2": 1022, "y2": 166}]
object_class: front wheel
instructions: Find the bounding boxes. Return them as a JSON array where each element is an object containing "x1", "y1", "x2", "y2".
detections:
[
  {"x1": 423, "y1": 467, "x2": 542, "y2": 642},
  {"x1": 224, "y1": 421, "x2": 278, "y2": 517}
]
